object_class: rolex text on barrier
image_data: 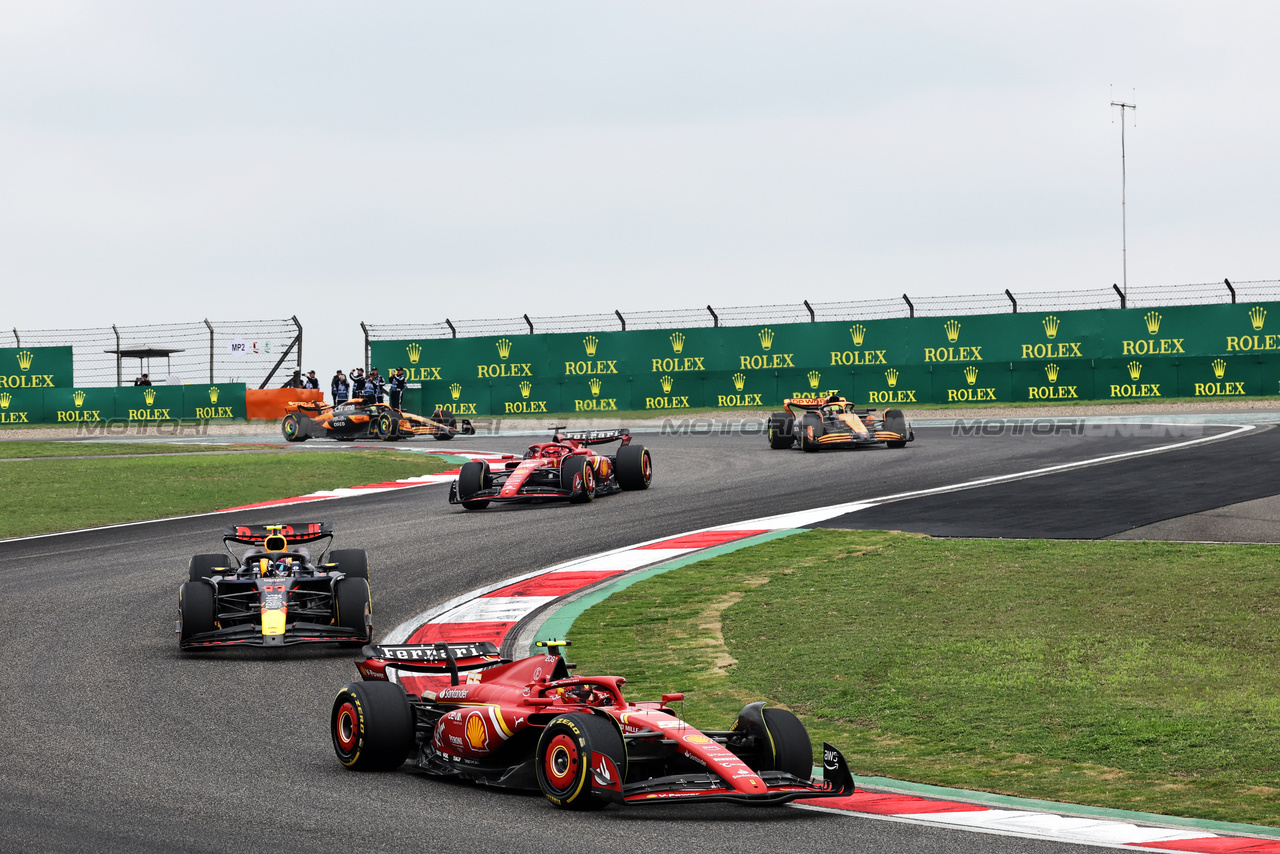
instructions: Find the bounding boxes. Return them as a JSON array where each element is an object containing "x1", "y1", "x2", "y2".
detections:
[{"x1": 367, "y1": 302, "x2": 1280, "y2": 416}]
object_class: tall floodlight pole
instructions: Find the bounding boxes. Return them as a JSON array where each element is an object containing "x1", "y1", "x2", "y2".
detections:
[{"x1": 1111, "y1": 97, "x2": 1137, "y2": 298}]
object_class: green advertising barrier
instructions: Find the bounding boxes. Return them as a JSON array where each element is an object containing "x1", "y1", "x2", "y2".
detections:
[
  {"x1": 0, "y1": 388, "x2": 42, "y2": 424},
  {"x1": 372, "y1": 300, "x2": 1280, "y2": 414},
  {"x1": 114, "y1": 384, "x2": 186, "y2": 420},
  {"x1": 180, "y1": 383, "x2": 247, "y2": 420},
  {"x1": 44, "y1": 387, "x2": 118, "y2": 424},
  {"x1": 0, "y1": 346, "x2": 74, "y2": 389}
]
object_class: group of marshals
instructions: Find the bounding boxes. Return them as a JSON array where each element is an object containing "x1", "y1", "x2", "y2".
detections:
[{"x1": 326, "y1": 367, "x2": 407, "y2": 409}]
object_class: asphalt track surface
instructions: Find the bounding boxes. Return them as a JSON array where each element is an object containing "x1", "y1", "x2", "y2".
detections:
[{"x1": 0, "y1": 422, "x2": 1263, "y2": 854}]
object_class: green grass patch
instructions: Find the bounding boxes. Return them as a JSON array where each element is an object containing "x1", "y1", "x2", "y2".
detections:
[
  {"x1": 568, "y1": 529, "x2": 1280, "y2": 825},
  {"x1": 0, "y1": 441, "x2": 271, "y2": 459},
  {"x1": 0, "y1": 451, "x2": 452, "y2": 538}
]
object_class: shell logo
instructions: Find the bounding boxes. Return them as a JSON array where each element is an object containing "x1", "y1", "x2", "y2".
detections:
[{"x1": 465, "y1": 712, "x2": 489, "y2": 750}]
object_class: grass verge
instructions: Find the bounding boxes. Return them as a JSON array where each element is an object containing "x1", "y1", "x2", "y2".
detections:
[
  {"x1": 0, "y1": 450, "x2": 452, "y2": 538},
  {"x1": 568, "y1": 529, "x2": 1280, "y2": 825},
  {"x1": 0, "y1": 441, "x2": 272, "y2": 459}
]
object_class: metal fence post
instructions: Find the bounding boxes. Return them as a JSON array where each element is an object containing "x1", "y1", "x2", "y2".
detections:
[
  {"x1": 1005, "y1": 289, "x2": 1018, "y2": 313},
  {"x1": 292, "y1": 316, "x2": 302, "y2": 375},
  {"x1": 1113, "y1": 284, "x2": 1126, "y2": 309},
  {"x1": 1225, "y1": 278, "x2": 1236, "y2": 303},
  {"x1": 615, "y1": 310, "x2": 626, "y2": 331},
  {"x1": 707, "y1": 305, "x2": 719, "y2": 327},
  {"x1": 445, "y1": 319, "x2": 457, "y2": 338},
  {"x1": 112, "y1": 324, "x2": 121, "y2": 386},
  {"x1": 523, "y1": 314, "x2": 534, "y2": 334},
  {"x1": 360, "y1": 322, "x2": 370, "y2": 372},
  {"x1": 11, "y1": 328, "x2": 19, "y2": 347},
  {"x1": 902, "y1": 294, "x2": 914, "y2": 318},
  {"x1": 203, "y1": 319, "x2": 214, "y2": 383},
  {"x1": 804, "y1": 300, "x2": 815, "y2": 322}
]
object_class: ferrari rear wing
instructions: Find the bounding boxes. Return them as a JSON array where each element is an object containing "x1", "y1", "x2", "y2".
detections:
[
  {"x1": 360, "y1": 642, "x2": 505, "y2": 683},
  {"x1": 552, "y1": 427, "x2": 632, "y2": 446}
]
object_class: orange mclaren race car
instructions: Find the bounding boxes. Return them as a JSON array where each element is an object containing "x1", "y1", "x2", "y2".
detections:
[
  {"x1": 282, "y1": 396, "x2": 475, "y2": 442},
  {"x1": 767, "y1": 395, "x2": 914, "y2": 452}
]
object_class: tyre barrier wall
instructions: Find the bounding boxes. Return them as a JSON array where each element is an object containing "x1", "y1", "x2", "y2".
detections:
[
  {"x1": 0, "y1": 383, "x2": 248, "y2": 425},
  {"x1": 370, "y1": 301, "x2": 1280, "y2": 416}
]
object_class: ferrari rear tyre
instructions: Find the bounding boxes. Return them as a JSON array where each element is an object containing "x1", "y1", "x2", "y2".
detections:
[
  {"x1": 768, "y1": 412, "x2": 795, "y2": 449},
  {"x1": 536, "y1": 713, "x2": 624, "y2": 810},
  {"x1": 178, "y1": 581, "x2": 216, "y2": 644},
  {"x1": 331, "y1": 681, "x2": 414, "y2": 772},
  {"x1": 328, "y1": 548, "x2": 369, "y2": 579},
  {"x1": 457, "y1": 460, "x2": 491, "y2": 510},
  {"x1": 281, "y1": 413, "x2": 307, "y2": 442},
  {"x1": 800, "y1": 413, "x2": 823, "y2": 453},
  {"x1": 373, "y1": 412, "x2": 395, "y2": 441},
  {"x1": 334, "y1": 577, "x2": 372, "y2": 641},
  {"x1": 564, "y1": 457, "x2": 595, "y2": 504},
  {"x1": 188, "y1": 553, "x2": 231, "y2": 581},
  {"x1": 614, "y1": 444, "x2": 652, "y2": 490}
]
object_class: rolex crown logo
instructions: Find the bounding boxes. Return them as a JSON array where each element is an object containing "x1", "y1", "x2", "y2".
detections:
[
  {"x1": 450, "y1": 383, "x2": 462, "y2": 401},
  {"x1": 732, "y1": 373, "x2": 746, "y2": 392},
  {"x1": 758, "y1": 328, "x2": 774, "y2": 351},
  {"x1": 1045, "y1": 363, "x2": 1060, "y2": 383},
  {"x1": 15, "y1": 350, "x2": 34, "y2": 371},
  {"x1": 660, "y1": 375, "x2": 674, "y2": 394},
  {"x1": 1042, "y1": 315, "x2": 1060, "y2": 340},
  {"x1": 73, "y1": 390, "x2": 86, "y2": 407},
  {"x1": 0, "y1": 393, "x2": 9, "y2": 410},
  {"x1": 850, "y1": 324, "x2": 866, "y2": 347},
  {"x1": 406, "y1": 342, "x2": 422, "y2": 364},
  {"x1": 496, "y1": 338, "x2": 513, "y2": 360},
  {"x1": 1212, "y1": 359, "x2": 1226, "y2": 380},
  {"x1": 208, "y1": 386, "x2": 219, "y2": 404},
  {"x1": 885, "y1": 368, "x2": 899, "y2": 388},
  {"x1": 670, "y1": 332, "x2": 685, "y2": 354},
  {"x1": 807, "y1": 371, "x2": 821, "y2": 390},
  {"x1": 143, "y1": 388, "x2": 157, "y2": 406},
  {"x1": 1144, "y1": 311, "x2": 1162, "y2": 335},
  {"x1": 589, "y1": 377, "x2": 602, "y2": 396},
  {"x1": 944, "y1": 319, "x2": 961, "y2": 343},
  {"x1": 1250, "y1": 306, "x2": 1267, "y2": 331},
  {"x1": 519, "y1": 381, "x2": 532, "y2": 399},
  {"x1": 1128, "y1": 361, "x2": 1142, "y2": 381},
  {"x1": 963, "y1": 365, "x2": 978, "y2": 386},
  {"x1": 583, "y1": 335, "x2": 599, "y2": 357}
]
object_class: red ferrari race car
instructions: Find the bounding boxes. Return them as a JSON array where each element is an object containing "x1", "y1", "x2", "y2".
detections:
[
  {"x1": 448, "y1": 428, "x2": 652, "y2": 509},
  {"x1": 331, "y1": 640, "x2": 855, "y2": 809},
  {"x1": 768, "y1": 395, "x2": 914, "y2": 452},
  {"x1": 282, "y1": 397, "x2": 475, "y2": 443},
  {"x1": 177, "y1": 523, "x2": 371, "y2": 650}
]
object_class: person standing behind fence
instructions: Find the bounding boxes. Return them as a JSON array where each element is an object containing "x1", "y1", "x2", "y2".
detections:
[
  {"x1": 133, "y1": 373, "x2": 151, "y2": 386},
  {"x1": 332, "y1": 370, "x2": 349, "y2": 405},
  {"x1": 303, "y1": 370, "x2": 320, "y2": 390},
  {"x1": 388, "y1": 367, "x2": 407, "y2": 410},
  {"x1": 350, "y1": 368, "x2": 366, "y2": 400},
  {"x1": 366, "y1": 368, "x2": 385, "y2": 403}
]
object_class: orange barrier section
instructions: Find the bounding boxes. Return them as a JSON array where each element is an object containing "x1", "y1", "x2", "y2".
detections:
[{"x1": 246, "y1": 388, "x2": 325, "y2": 421}]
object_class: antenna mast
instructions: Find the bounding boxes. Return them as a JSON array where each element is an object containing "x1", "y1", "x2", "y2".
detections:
[{"x1": 1111, "y1": 95, "x2": 1137, "y2": 298}]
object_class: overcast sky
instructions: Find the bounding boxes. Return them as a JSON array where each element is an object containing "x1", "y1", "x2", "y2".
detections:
[{"x1": 2, "y1": 1, "x2": 1278, "y2": 375}]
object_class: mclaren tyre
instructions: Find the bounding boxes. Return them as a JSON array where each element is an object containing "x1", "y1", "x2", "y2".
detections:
[
  {"x1": 800, "y1": 413, "x2": 824, "y2": 453},
  {"x1": 281, "y1": 413, "x2": 308, "y2": 442},
  {"x1": 768, "y1": 412, "x2": 796, "y2": 449}
]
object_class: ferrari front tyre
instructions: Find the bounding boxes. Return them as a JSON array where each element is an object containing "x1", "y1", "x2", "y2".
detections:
[
  {"x1": 373, "y1": 412, "x2": 395, "y2": 441},
  {"x1": 733, "y1": 704, "x2": 814, "y2": 779},
  {"x1": 614, "y1": 444, "x2": 652, "y2": 490},
  {"x1": 281, "y1": 413, "x2": 307, "y2": 442},
  {"x1": 536, "y1": 713, "x2": 624, "y2": 810},
  {"x1": 768, "y1": 412, "x2": 795, "y2": 449},
  {"x1": 178, "y1": 581, "x2": 216, "y2": 645},
  {"x1": 188, "y1": 553, "x2": 231, "y2": 581},
  {"x1": 457, "y1": 460, "x2": 491, "y2": 510},
  {"x1": 800, "y1": 413, "x2": 823, "y2": 453},
  {"x1": 564, "y1": 457, "x2": 595, "y2": 504},
  {"x1": 331, "y1": 682, "x2": 414, "y2": 772},
  {"x1": 328, "y1": 548, "x2": 369, "y2": 579},
  {"x1": 334, "y1": 577, "x2": 372, "y2": 642}
]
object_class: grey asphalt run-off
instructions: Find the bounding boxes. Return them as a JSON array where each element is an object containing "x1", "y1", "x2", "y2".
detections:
[{"x1": 1, "y1": 416, "x2": 1274, "y2": 854}]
